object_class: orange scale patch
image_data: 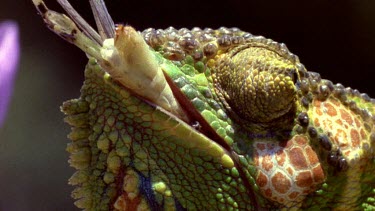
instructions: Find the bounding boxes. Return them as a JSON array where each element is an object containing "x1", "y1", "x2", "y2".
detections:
[
  {"x1": 312, "y1": 166, "x2": 325, "y2": 183},
  {"x1": 344, "y1": 150, "x2": 351, "y2": 157},
  {"x1": 262, "y1": 153, "x2": 274, "y2": 172},
  {"x1": 256, "y1": 172, "x2": 269, "y2": 188},
  {"x1": 272, "y1": 172, "x2": 291, "y2": 194},
  {"x1": 305, "y1": 146, "x2": 319, "y2": 164},
  {"x1": 340, "y1": 108, "x2": 354, "y2": 125},
  {"x1": 322, "y1": 120, "x2": 330, "y2": 131},
  {"x1": 256, "y1": 143, "x2": 266, "y2": 151},
  {"x1": 295, "y1": 136, "x2": 308, "y2": 146},
  {"x1": 315, "y1": 107, "x2": 323, "y2": 116},
  {"x1": 296, "y1": 171, "x2": 313, "y2": 188},
  {"x1": 335, "y1": 119, "x2": 344, "y2": 126},
  {"x1": 288, "y1": 191, "x2": 300, "y2": 199},
  {"x1": 265, "y1": 188, "x2": 273, "y2": 198},
  {"x1": 288, "y1": 147, "x2": 308, "y2": 170},
  {"x1": 314, "y1": 100, "x2": 321, "y2": 107},
  {"x1": 350, "y1": 129, "x2": 360, "y2": 148},
  {"x1": 276, "y1": 149, "x2": 286, "y2": 166},
  {"x1": 333, "y1": 129, "x2": 348, "y2": 147},
  {"x1": 331, "y1": 98, "x2": 341, "y2": 106},
  {"x1": 324, "y1": 102, "x2": 338, "y2": 116},
  {"x1": 314, "y1": 118, "x2": 320, "y2": 127},
  {"x1": 285, "y1": 139, "x2": 295, "y2": 148}
]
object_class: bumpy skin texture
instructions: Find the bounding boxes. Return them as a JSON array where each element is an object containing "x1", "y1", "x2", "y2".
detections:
[
  {"x1": 61, "y1": 27, "x2": 375, "y2": 210},
  {"x1": 63, "y1": 58, "x2": 254, "y2": 210},
  {"x1": 32, "y1": 1, "x2": 375, "y2": 210}
]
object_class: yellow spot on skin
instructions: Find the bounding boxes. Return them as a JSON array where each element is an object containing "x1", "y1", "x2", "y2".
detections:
[
  {"x1": 153, "y1": 182, "x2": 167, "y2": 194},
  {"x1": 221, "y1": 154, "x2": 234, "y2": 168},
  {"x1": 350, "y1": 129, "x2": 360, "y2": 148},
  {"x1": 165, "y1": 190, "x2": 172, "y2": 197}
]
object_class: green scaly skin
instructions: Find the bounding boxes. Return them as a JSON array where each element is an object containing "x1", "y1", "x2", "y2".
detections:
[
  {"x1": 64, "y1": 57, "x2": 256, "y2": 210},
  {"x1": 32, "y1": 1, "x2": 375, "y2": 210}
]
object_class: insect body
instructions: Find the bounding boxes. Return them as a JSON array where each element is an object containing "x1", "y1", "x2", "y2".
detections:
[{"x1": 32, "y1": 0, "x2": 375, "y2": 210}]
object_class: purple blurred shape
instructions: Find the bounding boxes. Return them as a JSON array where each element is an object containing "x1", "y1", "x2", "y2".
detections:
[{"x1": 0, "y1": 21, "x2": 20, "y2": 128}]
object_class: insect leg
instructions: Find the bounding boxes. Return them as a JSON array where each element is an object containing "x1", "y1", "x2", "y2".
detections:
[
  {"x1": 88, "y1": 0, "x2": 115, "y2": 40},
  {"x1": 56, "y1": 0, "x2": 102, "y2": 44},
  {"x1": 32, "y1": 0, "x2": 102, "y2": 59}
]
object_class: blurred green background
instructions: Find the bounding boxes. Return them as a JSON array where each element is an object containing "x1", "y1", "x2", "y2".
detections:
[{"x1": 0, "y1": 0, "x2": 374, "y2": 210}]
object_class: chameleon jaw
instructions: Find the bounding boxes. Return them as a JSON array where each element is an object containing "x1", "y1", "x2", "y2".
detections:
[{"x1": 100, "y1": 25, "x2": 189, "y2": 122}]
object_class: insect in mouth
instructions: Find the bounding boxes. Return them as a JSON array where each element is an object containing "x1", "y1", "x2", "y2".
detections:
[{"x1": 32, "y1": 0, "x2": 375, "y2": 210}]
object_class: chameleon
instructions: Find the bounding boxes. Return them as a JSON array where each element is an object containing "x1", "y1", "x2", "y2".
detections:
[{"x1": 32, "y1": 0, "x2": 375, "y2": 210}]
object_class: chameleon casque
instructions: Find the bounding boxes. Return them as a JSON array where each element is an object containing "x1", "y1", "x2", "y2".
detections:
[{"x1": 32, "y1": 0, "x2": 375, "y2": 210}]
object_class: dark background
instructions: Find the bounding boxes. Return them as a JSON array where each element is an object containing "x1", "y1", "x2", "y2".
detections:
[{"x1": 0, "y1": 0, "x2": 374, "y2": 210}]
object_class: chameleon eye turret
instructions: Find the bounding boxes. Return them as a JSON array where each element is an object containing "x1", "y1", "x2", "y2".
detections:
[
  {"x1": 212, "y1": 42, "x2": 299, "y2": 129},
  {"x1": 32, "y1": 0, "x2": 375, "y2": 210}
]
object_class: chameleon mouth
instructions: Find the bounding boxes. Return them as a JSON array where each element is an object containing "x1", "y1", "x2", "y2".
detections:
[
  {"x1": 163, "y1": 71, "x2": 263, "y2": 208},
  {"x1": 163, "y1": 72, "x2": 230, "y2": 148},
  {"x1": 33, "y1": 0, "x2": 190, "y2": 121},
  {"x1": 32, "y1": 0, "x2": 236, "y2": 144}
]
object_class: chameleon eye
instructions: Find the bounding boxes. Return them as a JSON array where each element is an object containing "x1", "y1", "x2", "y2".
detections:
[{"x1": 212, "y1": 43, "x2": 298, "y2": 128}]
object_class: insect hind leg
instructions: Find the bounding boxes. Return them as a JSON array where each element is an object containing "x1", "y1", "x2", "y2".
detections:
[
  {"x1": 88, "y1": 0, "x2": 115, "y2": 39},
  {"x1": 32, "y1": 0, "x2": 102, "y2": 59}
]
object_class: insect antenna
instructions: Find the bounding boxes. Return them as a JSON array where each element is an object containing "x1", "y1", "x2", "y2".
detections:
[
  {"x1": 32, "y1": 0, "x2": 102, "y2": 59},
  {"x1": 88, "y1": 0, "x2": 115, "y2": 40},
  {"x1": 56, "y1": 0, "x2": 102, "y2": 45}
]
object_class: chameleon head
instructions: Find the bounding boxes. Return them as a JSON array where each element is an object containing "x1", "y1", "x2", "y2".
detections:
[
  {"x1": 31, "y1": 0, "x2": 375, "y2": 209},
  {"x1": 212, "y1": 42, "x2": 298, "y2": 128}
]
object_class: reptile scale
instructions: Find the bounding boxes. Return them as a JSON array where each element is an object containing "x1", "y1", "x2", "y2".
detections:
[{"x1": 32, "y1": 0, "x2": 375, "y2": 210}]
